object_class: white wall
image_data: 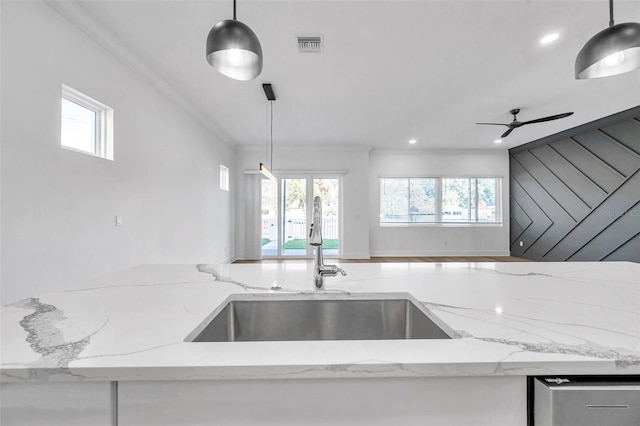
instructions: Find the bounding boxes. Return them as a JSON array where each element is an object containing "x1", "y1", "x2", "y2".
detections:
[
  {"x1": 0, "y1": 1, "x2": 235, "y2": 302},
  {"x1": 235, "y1": 147, "x2": 510, "y2": 260},
  {"x1": 235, "y1": 146, "x2": 371, "y2": 260},
  {"x1": 369, "y1": 150, "x2": 510, "y2": 257}
]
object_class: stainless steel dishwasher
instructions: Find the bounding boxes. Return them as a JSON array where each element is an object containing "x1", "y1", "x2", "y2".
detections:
[{"x1": 530, "y1": 376, "x2": 640, "y2": 426}]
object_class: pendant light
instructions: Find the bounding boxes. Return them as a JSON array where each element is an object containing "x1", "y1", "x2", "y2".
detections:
[
  {"x1": 575, "y1": 0, "x2": 640, "y2": 79},
  {"x1": 260, "y1": 84, "x2": 276, "y2": 182},
  {"x1": 205, "y1": 0, "x2": 263, "y2": 81}
]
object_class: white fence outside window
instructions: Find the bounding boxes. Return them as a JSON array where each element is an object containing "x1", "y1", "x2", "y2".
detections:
[{"x1": 262, "y1": 218, "x2": 338, "y2": 241}]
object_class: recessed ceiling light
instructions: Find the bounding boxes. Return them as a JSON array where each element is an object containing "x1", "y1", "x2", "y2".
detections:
[
  {"x1": 540, "y1": 33, "x2": 559, "y2": 45},
  {"x1": 409, "y1": 139, "x2": 417, "y2": 144},
  {"x1": 494, "y1": 139, "x2": 503, "y2": 144}
]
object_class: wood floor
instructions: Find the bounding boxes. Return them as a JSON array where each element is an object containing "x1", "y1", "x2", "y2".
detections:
[{"x1": 233, "y1": 256, "x2": 529, "y2": 264}]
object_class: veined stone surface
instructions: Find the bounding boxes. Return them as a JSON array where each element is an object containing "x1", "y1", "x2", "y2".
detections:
[{"x1": 1, "y1": 262, "x2": 638, "y2": 382}]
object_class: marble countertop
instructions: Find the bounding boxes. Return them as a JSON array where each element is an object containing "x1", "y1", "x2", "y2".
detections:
[{"x1": 1, "y1": 262, "x2": 639, "y2": 382}]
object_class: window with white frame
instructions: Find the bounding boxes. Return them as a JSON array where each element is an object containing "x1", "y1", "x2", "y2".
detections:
[
  {"x1": 220, "y1": 164, "x2": 230, "y2": 191},
  {"x1": 380, "y1": 177, "x2": 501, "y2": 225},
  {"x1": 60, "y1": 85, "x2": 114, "y2": 160}
]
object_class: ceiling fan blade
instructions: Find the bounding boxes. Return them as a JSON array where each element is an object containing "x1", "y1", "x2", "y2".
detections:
[
  {"x1": 521, "y1": 112, "x2": 574, "y2": 125},
  {"x1": 501, "y1": 128, "x2": 514, "y2": 138},
  {"x1": 476, "y1": 122, "x2": 509, "y2": 127}
]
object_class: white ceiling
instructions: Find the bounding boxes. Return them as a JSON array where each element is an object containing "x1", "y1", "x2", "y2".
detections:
[{"x1": 62, "y1": 0, "x2": 640, "y2": 150}]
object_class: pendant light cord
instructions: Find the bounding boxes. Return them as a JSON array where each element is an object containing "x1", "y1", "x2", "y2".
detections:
[
  {"x1": 609, "y1": 0, "x2": 614, "y2": 27},
  {"x1": 233, "y1": 0, "x2": 237, "y2": 20},
  {"x1": 265, "y1": 101, "x2": 268, "y2": 167},
  {"x1": 270, "y1": 101, "x2": 274, "y2": 170},
  {"x1": 264, "y1": 100, "x2": 274, "y2": 171}
]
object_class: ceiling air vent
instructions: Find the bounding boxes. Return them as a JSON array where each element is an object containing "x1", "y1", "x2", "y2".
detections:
[{"x1": 297, "y1": 36, "x2": 323, "y2": 53}]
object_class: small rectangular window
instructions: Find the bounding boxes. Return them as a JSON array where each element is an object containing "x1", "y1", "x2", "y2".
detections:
[
  {"x1": 220, "y1": 164, "x2": 229, "y2": 191},
  {"x1": 61, "y1": 85, "x2": 113, "y2": 160}
]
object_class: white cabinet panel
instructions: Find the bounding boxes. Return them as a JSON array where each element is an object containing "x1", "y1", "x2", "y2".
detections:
[
  {"x1": 119, "y1": 376, "x2": 526, "y2": 426},
  {"x1": 0, "y1": 381, "x2": 116, "y2": 426}
]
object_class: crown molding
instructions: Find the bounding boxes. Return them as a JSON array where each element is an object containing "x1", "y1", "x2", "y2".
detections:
[
  {"x1": 44, "y1": 0, "x2": 233, "y2": 148},
  {"x1": 370, "y1": 147, "x2": 507, "y2": 156},
  {"x1": 238, "y1": 143, "x2": 372, "y2": 153},
  {"x1": 508, "y1": 105, "x2": 640, "y2": 154}
]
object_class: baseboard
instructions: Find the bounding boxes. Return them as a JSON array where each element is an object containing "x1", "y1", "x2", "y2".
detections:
[
  {"x1": 369, "y1": 250, "x2": 512, "y2": 257},
  {"x1": 341, "y1": 252, "x2": 371, "y2": 259},
  {"x1": 509, "y1": 251, "x2": 563, "y2": 262}
]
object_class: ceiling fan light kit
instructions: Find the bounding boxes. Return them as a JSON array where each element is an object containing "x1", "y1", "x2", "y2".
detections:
[
  {"x1": 575, "y1": 0, "x2": 640, "y2": 79},
  {"x1": 206, "y1": 0, "x2": 263, "y2": 81}
]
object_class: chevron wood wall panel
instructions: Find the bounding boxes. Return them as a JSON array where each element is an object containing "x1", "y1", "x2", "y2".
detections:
[{"x1": 509, "y1": 106, "x2": 640, "y2": 262}]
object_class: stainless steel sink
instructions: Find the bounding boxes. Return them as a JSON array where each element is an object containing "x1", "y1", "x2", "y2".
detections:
[{"x1": 185, "y1": 293, "x2": 452, "y2": 342}]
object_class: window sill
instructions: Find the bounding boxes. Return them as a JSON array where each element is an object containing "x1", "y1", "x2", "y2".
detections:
[
  {"x1": 61, "y1": 145, "x2": 114, "y2": 161},
  {"x1": 380, "y1": 222, "x2": 503, "y2": 228}
]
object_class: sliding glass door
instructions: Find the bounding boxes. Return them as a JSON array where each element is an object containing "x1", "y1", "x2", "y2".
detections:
[
  {"x1": 313, "y1": 178, "x2": 339, "y2": 256},
  {"x1": 260, "y1": 178, "x2": 278, "y2": 256},
  {"x1": 282, "y1": 178, "x2": 307, "y2": 256},
  {"x1": 261, "y1": 176, "x2": 340, "y2": 258}
]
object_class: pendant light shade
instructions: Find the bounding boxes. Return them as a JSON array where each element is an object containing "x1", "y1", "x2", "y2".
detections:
[
  {"x1": 575, "y1": 0, "x2": 640, "y2": 79},
  {"x1": 259, "y1": 163, "x2": 276, "y2": 182},
  {"x1": 205, "y1": 1, "x2": 263, "y2": 81}
]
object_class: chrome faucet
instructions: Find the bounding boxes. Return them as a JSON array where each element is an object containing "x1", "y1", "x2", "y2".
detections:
[{"x1": 309, "y1": 196, "x2": 346, "y2": 289}]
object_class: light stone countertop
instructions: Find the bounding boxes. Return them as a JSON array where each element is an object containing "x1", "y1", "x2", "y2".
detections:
[{"x1": 1, "y1": 262, "x2": 638, "y2": 382}]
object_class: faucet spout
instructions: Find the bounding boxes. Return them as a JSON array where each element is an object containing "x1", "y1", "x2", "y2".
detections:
[
  {"x1": 309, "y1": 196, "x2": 323, "y2": 246},
  {"x1": 310, "y1": 196, "x2": 346, "y2": 289}
]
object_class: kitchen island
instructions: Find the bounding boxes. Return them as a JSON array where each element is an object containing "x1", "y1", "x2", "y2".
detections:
[{"x1": 1, "y1": 262, "x2": 639, "y2": 425}]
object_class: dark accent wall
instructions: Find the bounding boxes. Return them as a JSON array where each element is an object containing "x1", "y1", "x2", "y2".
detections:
[{"x1": 509, "y1": 106, "x2": 640, "y2": 262}]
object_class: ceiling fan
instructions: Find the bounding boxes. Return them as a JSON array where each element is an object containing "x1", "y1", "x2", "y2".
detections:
[{"x1": 476, "y1": 108, "x2": 574, "y2": 138}]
